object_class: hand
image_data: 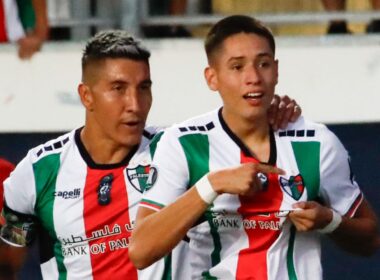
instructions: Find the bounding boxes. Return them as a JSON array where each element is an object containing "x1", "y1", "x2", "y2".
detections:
[
  {"x1": 17, "y1": 34, "x2": 44, "y2": 60},
  {"x1": 288, "y1": 201, "x2": 333, "y2": 232},
  {"x1": 268, "y1": 94, "x2": 301, "y2": 131},
  {"x1": 207, "y1": 163, "x2": 284, "y2": 196}
]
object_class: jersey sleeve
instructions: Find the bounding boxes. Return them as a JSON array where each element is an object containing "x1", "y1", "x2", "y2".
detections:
[
  {"x1": 0, "y1": 151, "x2": 38, "y2": 246},
  {"x1": 3, "y1": 151, "x2": 37, "y2": 215},
  {"x1": 319, "y1": 128, "x2": 362, "y2": 217},
  {"x1": 140, "y1": 127, "x2": 190, "y2": 211}
]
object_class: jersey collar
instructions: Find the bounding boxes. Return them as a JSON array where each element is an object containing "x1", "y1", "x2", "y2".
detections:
[
  {"x1": 218, "y1": 108, "x2": 277, "y2": 165},
  {"x1": 74, "y1": 127, "x2": 138, "y2": 170}
]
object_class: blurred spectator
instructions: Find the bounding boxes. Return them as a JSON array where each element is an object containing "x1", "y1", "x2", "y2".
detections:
[
  {"x1": 322, "y1": 0, "x2": 380, "y2": 34},
  {"x1": 0, "y1": 0, "x2": 48, "y2": 59},
  {"x1": 143, "y1": 0, "x2": 192, "y2": 38},
  {"x1": 143, "y1": 0, "x2": 212, "y2": 38}
]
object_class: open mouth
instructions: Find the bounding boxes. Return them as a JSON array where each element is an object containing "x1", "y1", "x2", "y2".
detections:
[
  {"x1": 123, "y1": 121, "x2": 140, "y2": 127},
  {"x1": 243, "y1": 92, "x2": 263, "y2": 100}
]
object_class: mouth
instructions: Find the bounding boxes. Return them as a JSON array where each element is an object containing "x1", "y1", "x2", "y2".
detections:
[
  {"x1": 123, "y1": 120, "x2": 141, "y2": 128},
  {"x1": 243, "y1": 92, "x2": 264, "y2": 100}
]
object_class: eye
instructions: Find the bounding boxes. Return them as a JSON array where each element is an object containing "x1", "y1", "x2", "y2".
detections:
[
  {"x1": 231, "y1": 64, "x2": 243, "y2": 71},
  {"x1": 139, "y1": 81, "x2": 152, "y2": 92},
  {"x1": 112, "y1": 84, "x2": 124, "y2": 92},
  {"x1": 258, "y1": 58, "x2": 274, "y2": 68}
]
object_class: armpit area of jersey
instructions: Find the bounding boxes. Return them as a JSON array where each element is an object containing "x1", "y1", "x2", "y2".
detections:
[{"x1": 0, "y1": 203, "x2": 36, "y2": 247}]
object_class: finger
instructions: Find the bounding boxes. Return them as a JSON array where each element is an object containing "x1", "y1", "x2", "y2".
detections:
[
  {"x1": 290, "y1": 104, "x2": 302, "y2": 122},
  {"x1": 280, "y1": 102, "x2": 295, "y2": 129},
  {"x1": 250, "y1": 163, "x2": 285, "y2": 176},
  {"x1": 293, "y1": 201, "x2": 317, "y2": 210},
  {"x1": 274, "y1": 100, "x2": 287, "y2": 130},
  {"x1": 268, "y1": 94, "x2": 280, "y2": 126},
  {"x1": 292, "y1": 201, "x2": 309, "y2": 210}
]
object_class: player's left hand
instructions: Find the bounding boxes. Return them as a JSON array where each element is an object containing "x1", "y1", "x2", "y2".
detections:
[
  {"x1": 268, "y1": 94, "x2": 301, "y2": 131},
  {"x1": 288, "y1": 201, "x2": 333, "y2": 232}
]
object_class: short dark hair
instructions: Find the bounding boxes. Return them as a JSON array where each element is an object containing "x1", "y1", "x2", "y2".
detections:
[
  {"x1": 82, "y1": 30, "x2": 151, "y2": 72},
  {"x1": 205, "y1": 15, "x2": 275, "y2": 63}
]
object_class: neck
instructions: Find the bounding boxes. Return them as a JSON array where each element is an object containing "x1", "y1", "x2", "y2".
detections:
[
  {"x1": 80, "y1": 126, "x2": 133, "y2": 165},
  {"x1": 222, "y1": 110, "x2": 271, "y2": 162}
]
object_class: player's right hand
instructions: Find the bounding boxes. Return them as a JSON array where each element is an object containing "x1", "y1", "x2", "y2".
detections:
[{"x1": 207, "y1": 163, "x2": 284, "y2": 196}]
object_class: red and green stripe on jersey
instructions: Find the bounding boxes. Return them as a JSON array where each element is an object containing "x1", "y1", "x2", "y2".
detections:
[
  {"x1": 33, "y1": 153, "x2": 137, "y2": 279},
  {"x1": 143, "y1": 132, "x2": 323, "y2": 280}
]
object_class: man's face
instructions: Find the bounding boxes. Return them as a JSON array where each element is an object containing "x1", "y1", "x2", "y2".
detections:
[
  {"x1": 205, "y1": 32, "x2": 278, "y2": 125},
  {"x1": 81, "y1": 58, "x2": 152, "y2": 149}
]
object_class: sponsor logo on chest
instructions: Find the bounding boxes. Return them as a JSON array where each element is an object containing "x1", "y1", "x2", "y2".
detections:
[{"x1": 53, "y1": 188, "x2": 81, "y2": 199}]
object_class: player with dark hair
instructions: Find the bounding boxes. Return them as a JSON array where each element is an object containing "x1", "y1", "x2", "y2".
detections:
[
  {"x1": 130, "y1": 15, "x2": 380, "y2": 279},
  {"x1": 0, "y1": 30, "x2": 163, "y2": 279},
  {"x1": 0, "y1": 28, "x2": 302, "y2": 279}
]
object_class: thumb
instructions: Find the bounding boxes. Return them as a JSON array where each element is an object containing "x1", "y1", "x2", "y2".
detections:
[{"x1": 292, "y1": 201, "x2": 316, "y2": 210}]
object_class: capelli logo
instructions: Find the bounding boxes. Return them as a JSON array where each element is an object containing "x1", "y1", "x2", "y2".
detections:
[{"x1": 54, "y1": 189, "x2": 81, "y2": 199}]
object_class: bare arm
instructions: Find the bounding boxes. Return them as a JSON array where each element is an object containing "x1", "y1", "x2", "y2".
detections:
[
  {"x1": 288, "y1": 199, "x2": 380, "y2": 256},
  {"x1": 0, "y1": 239, "x2": 28, "y2": 279},
  {"x1": 18, "y1": 0, "x2": 49, "y2": 59},
  {"x1": 129, "y1": 163, "x2": 284, "y2": 269},
  {"x1": 130, "y1": 187, "x2": 208, "y2": 269}
]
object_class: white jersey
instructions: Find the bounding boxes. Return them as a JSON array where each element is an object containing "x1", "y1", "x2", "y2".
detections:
[
  {"x1": 1, "y1": 127, "x2": 190, "y2": 280},
  {"x1": 141, "y1": 108, "x2": 363, "y2": 280}
]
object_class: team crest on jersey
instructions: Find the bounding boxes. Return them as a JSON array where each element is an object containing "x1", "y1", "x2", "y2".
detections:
[
  {"x1": 126, "y1": 165, "x2": 151, "y2": 193},
  {"x1": 279, "y1": 174, "x2": 305, "y2": 200},
  {"x1": 146, "y1": 166, "x2": 158, "y2": 190}
]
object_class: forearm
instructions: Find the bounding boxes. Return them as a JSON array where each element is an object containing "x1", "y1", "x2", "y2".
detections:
[
  {"x1": 0, "y1": 239, "x2": 27, "y2": 277},
  {"x1": 130, "y1": 187, "x2": 209, "y2": 269},
  {"x1": 32, "y1": 0, "x2": 49, "y2": 39},
  {"x1": 330, "y1": 212, "x2": 379, "y2": 256}
]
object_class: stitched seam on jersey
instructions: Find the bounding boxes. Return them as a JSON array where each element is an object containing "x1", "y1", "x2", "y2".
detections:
[
  {"x1": 161, "y1": 253, "x2": 172, "y2": 280},
  {"x1": 149, "y1": 131, "x2": 165, "y2": 158},
  {"x1": 286, "y1": 226, "x2": 298, "y2": 280},
  {"x1": 179, "y1": 134, "x2": 221, "y2": 277},
  {"x1": 291, "y1": 142, "x2": 321, "y2": 200},
  {"x1": 33, "y1": 153, "x2": 67, "y2": 278}
]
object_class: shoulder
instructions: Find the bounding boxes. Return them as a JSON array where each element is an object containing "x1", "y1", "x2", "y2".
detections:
[
  {"x1": 277, "y1": 116, "x2": 337, "y2": 142},
  {"x1": 25, "y1": 130, "x2": 75, "y2": 165},
  {"x1": 164, "y1": 110, "x2": 219, "y2": 139}
]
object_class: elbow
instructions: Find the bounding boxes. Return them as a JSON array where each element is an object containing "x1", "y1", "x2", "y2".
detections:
[
  {"x1": 366, "y1": 235, "x2": 380, "y2": 257},
  {"x1": 354, "y1": 234, "x2": 380, "y2": 257}
]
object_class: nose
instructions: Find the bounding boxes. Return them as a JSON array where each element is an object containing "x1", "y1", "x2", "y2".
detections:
[
  {"x1": 124, "y1": 88, "x2": 141, "y2": 113},
  {"x1": 245, "y1": 65, "x2": 261, "y2": 85}
]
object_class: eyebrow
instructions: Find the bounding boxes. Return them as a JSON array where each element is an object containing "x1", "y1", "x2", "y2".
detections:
[
  {"x1": 110, "y1": 79, "x2": 152, "y2": 85},
  {"x1": 227, "y1": 52, "x2": 274, "y2": 63}
]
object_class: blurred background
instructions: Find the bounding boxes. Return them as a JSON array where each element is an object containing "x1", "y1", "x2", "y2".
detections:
[{"x1": 0, "y1": 0, "x2": 379, "y2": 279}]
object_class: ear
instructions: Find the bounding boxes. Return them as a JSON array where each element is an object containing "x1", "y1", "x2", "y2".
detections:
[
  {"x1": 204, "y1": 66, "x2": 218, "y2": 92},
  {"x1": 274, "y1": 59, "x2": 279, "y2": 85},
  {"x1": 78, "y1": 83, "x2": 94, "y2": 111}
]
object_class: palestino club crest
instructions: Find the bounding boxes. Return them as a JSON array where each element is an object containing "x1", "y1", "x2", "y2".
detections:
[
  {"x1": 279, "y1": 174, "x2": 305, "y2": 200},
  {"x1": 126, "y1": 165, "x2": 151, "y2": 193}
]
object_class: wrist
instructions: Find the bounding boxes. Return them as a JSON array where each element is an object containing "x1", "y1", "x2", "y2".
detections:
[
  {"x1": 318, "y1": 208, "x2": 342, "y2": 234},
  {"x1": 195, "y1": 174, "x2": 218, "y2": 204}
]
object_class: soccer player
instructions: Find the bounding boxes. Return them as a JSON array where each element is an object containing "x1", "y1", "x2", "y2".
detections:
[
  {"x1": 0, "y1": 30, "x2": 301, "y2": 279},
  {"x1": 130, "y1": 15, "x2": 380, "y2": 279}
]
